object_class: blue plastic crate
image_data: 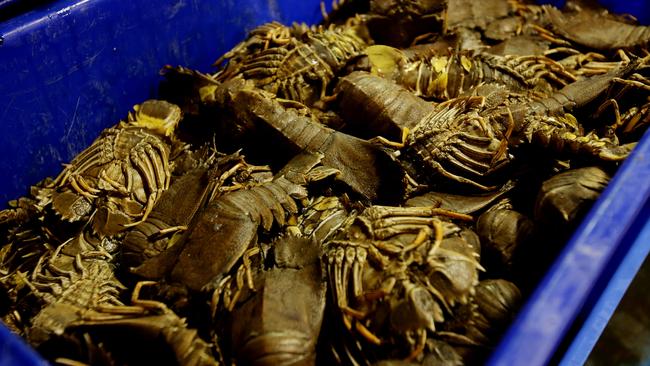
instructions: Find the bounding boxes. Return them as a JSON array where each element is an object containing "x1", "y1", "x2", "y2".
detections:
[
  {"x1": 1, "y1": 1, "x2": 650, "y2": 365},
  {"x1": 0, "y1": 0, "x2": 325, "y2": 206},
  {"x1": 537, "y1": 0, "x2": 650, "y2": 24},
  {"x1": 561, "y1": 205, "x2": 650, "y2": 365},
  {"x1": 488, "y1": 129, "x2": 650, "y2": 366}
]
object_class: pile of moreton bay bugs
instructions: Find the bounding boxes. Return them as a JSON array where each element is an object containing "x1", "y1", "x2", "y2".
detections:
[{"x1": 1, "y1": 0, "x2": 650, "y2": 365}]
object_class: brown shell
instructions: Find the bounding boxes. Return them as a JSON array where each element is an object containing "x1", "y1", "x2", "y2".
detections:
[
  {"x1": 535, "y1": 166, "x2": 610, "y2": 226},
  {"x1": 224, "y1": 27, "x2": 367, "y2": 105},
  {"x1": 322, "y1": 205, "x2": 480, "y2": 361},
  {"x1": 227, "y1": 236, "x2": 326, "y2": 366},
  {"x1": 49, "y1": 100, "x2": 181, "y2": 236},
  {"x1": 477, "y1": 207, "x2": 534, "y2": 268}
]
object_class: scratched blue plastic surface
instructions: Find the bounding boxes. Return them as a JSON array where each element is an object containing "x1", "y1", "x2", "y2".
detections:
[
  {"x1": 599, "y1": 0, "x2": 650, "y2": 25},
  {"x1": 0, "y1": 0, "x2": 23, "y2": 12},
  {"x1": 537, "y1": 0, "x2": 650, "y2": 24},
  {"x1": 0, "y1": 0, "x2": 324, "y2": 206},
  {"x1": 1, "y1": 0, "x2": 650, "y2": 365},
  {"x1": 0, "y1": 0, "x2": 19, "y2": 12}
]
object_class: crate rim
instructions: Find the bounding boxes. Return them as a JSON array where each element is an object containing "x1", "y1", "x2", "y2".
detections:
[{"x1": 488, "y1": 129, "x2": 650, "y2": 366}]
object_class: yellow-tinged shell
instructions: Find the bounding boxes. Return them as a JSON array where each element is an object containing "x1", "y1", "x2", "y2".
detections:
[
  {"x1": 129, "y1": 100, "x2": 182, "y2": 137},
  {"x1": 460, "y1": 55, "x2": 472, "y2": 72},
  {"x1": 365, "y1": 45, "x2": 405, "y2": 79},
  {"x1": 427, "y1": 56, "x2": 450, "y2": 98},
  {"x1": 199, "y1": 84, "x2": 220, "y2": 102}
]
